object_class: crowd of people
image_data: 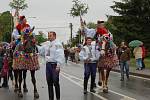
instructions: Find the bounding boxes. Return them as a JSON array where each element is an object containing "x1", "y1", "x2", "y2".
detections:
[{"x1": 64, "y1": 47, "x2": 80, "y2": 64}]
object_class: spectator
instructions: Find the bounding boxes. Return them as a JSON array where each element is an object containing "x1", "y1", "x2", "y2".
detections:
[
  {"x1": 0, "y1": 44, "x2": 4, "y2": 88},
  {"x1": 117, "y1": 41, "x2": 130, "y2": 81},
  {"x1": 141, "y1": 45, "x2": 146, "y2": 69},
  {"x1": 69, "y1": 48, "x2": 75, "y2": 62},
  {"x1": 75, "y1": 48, "x2": 80, "y2": 64},
  {"x1": 64, "y1": 48, "x2": 69, "y2": 64},
  {"x1": 133, "y1": 46, "x2": 143, "y2": 70}
]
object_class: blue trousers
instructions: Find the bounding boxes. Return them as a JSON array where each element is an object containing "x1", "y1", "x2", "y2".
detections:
[
  {"x1": 136, "y1": 58, "x2": 143, "y2": 69},
  {"x1": 46, "y1": 62, "x2": 60, "y2": 100},
  {"x1": 84, "y1": 63, "x2": 97, "y2": 90},
  {"x1": 120, "y1": 61, "x2": 129, "y2": 79}
]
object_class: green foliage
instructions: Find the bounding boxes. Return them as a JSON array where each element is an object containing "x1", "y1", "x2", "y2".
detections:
[
  {"x1": 9, "y1": 0, "x2": 28, "y2": 11},
  {"x1": 110, "y1": 0, "x2": 150, "y2": 49},
  {"x1": 86, "y1": 22, "x2": 96, "y2": 29},
  {"x1": 69, "y1": 29, "x2": 82, "y2": 47},
  {"x1": 0, "y1": 11, "x2": 14, "y2": 42},
  {"x1": 35, "y1": 34, "x2": 47, "y2": 45},
  {"x1": 70, "y1": 0, "x2": 89, "y2": 17}
]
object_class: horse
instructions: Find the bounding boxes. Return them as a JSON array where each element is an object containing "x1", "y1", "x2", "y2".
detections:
[
  {"x1": 97, "y1": 33, "x2": 119, "y2": 93},
  {"x1": 12, "y1": 26, "x2": 40, "y2": 98}
]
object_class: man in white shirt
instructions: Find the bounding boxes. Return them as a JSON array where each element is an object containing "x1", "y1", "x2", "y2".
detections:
[
  {"x1": 40, "y1": 31, "x2": 64, "y2": 100},
  {"x1": 79, "y1": 37, "x2": 100, "y2": 94}
]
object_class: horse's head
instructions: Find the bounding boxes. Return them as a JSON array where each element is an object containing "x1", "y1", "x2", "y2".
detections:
[{"x1": 99, "y1": 32, "x2": 116, "y2": 56}]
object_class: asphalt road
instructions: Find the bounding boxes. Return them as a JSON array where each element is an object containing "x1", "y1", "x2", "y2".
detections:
[{"x1": 0, "y1": 57, "x2": 150, "y2": 100}]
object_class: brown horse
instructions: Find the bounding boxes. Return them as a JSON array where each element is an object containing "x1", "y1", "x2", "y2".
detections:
[{"x1": 97, "y1": 35, "x2": 119, "y2": 93}]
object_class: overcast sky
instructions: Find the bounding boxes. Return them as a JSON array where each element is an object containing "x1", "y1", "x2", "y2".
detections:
[{"x1": 0, "y1": 0, "x2": 119, "y2": 43}]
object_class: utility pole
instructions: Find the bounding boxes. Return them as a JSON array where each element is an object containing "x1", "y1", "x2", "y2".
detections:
[{"x1": 69, "y1": 23, "x2": 73, "y2": 43}]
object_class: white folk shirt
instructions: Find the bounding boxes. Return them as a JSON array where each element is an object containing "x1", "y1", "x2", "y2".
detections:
[
  {"x1": 79, "y1": 44, "x2": 100, "y2": 63},
  {"x1": 39, "y1": 40, "x2": 65, "y2": 66},
  {"x1": 84, "y1": 27, "x2": 96, "y2": 38}
]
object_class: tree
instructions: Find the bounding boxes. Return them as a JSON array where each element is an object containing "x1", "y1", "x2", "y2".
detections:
[
  {"x1": 0, "y1": 11, "x2": 14, "y2": 42},
  {"x1": 69, "y1": 0, "x2": 88, "y2": 46},
  {"x1": 69, "y1": 0, "x2": 89, "y2": 29},
  {"x1": 69, "y1": 0, "x2": 88, "y2": 18},
  {"x1": 110, "y1": 0, "x2": 150, "y2": 48},
  {"x1": 69, "y1": 0, "x2": 89, "y2": 34},
  {"x1": 86, "y1": 22, "x2": 96, "y2": 29},
  {"x1": 9, "y1": 0, "x2": 28, "y2": 18},
  {"x1": 9, "y1": 0, "x2": 28, "y2": 11},
  {"x1": 35, "y1": 35, "x2": 47, "y2": 45},
  {"x1": 35, "y1": 32, "x2": 47, "y2": 45}
]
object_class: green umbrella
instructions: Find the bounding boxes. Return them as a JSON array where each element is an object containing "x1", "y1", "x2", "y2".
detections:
[{"x1": 129, "y1": 40, "x2": 143, "y2": 47}]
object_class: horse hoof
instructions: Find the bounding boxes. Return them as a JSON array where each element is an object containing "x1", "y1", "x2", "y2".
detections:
[
  {"x1": 14, "y1": 88, "x2": 18, "y2": 93},
  {"x1": 18, "y1": 91, "x2": 23, "y2": 98},
  {"x1": 34, "y1": 91, "x2": 39, "y2": 99},
  {"x1": 103, "y1": 87, "x2": 108, "y2": 93},
  {"x1": 23, "y1": 88, "x2": 28, "y2": 93},
  {"x1": 98, "y1": 81, "x2": 102, "y2": 86}
]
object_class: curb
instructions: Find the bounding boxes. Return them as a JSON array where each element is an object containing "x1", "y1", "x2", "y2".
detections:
[
  {"x1": 69, "y1": 61, "x2": 150, "y2": 79},
  {"x1": 112, "y1": 69, "x2": 150, "y2": 79}
]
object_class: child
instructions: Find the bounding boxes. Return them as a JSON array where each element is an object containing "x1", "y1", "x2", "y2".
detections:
[
  {"x1": 7, "y1": 46, "x2": 14, "y2": 86},
  {"x1": 0, "y1": 44, "x2": 4, "y2": 88},
  {"x1": 1, "y1": 53, "x2": 9, "y2": 87}
]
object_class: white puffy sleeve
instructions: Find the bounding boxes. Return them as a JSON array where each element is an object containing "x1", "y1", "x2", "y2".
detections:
[
  {"x1": 54, "y1": 41, "x2": 65, "y2": 66},
  {"x1": 37, "y1": 45, "x2": 45, "y2": 57},
  {"x1": 79, "y1": 47, "x2": 88, "y2": 61},
  {"x1": 84, "y1": 27, "x2": 96, "y2": 38},
  {"x1": 12, "y1": 28, "x2": 21, "y2": 39},
  {"x1": 37, "y1": 41, "x2": 50, "y2": 57}
]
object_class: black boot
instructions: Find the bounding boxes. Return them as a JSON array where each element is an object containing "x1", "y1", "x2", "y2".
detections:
[
  {"x1": 84, "y1": 79, "x2": 88, "y2": 94},
  {"x1": 90, "y1": 77, "x2": 96, "y2": 93}
]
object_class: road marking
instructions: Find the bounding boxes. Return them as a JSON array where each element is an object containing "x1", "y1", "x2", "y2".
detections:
[
  {"x1": 61, "y1": 72, "x2": 108, "y2": 100},
  {"x1": 69, "y1": 61, "x2": 150, "y2": 81},
  {"x1": 61, "y1": 71, "x2": 136, "y2": 100}
]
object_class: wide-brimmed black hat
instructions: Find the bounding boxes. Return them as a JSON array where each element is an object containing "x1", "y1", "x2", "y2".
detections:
[{"x1": 97, "y1": 20, "x2": 104, "y2": 24}]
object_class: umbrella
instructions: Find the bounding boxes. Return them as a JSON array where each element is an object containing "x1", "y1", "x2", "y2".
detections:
[{"x1": 129, "y1": 40, "x2": 143, "y2": 47}]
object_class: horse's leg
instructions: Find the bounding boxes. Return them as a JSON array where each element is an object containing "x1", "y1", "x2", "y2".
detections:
[
  {"x1": 105, "y1": 68, "x2": 111, "y2": 86},
  {"x1": 98, "y1": 68, "x2": 102, "y2": 86},
  {"x1": 103, "y1": 68, "x2": 112, "y2": 93},
  {"x1": 23, "y1": 70, "x2": 28, "y2": 92},
  {"x1": 13, "y1": 70, "x2": 18, "y2": 92},
  {"x1": 100, "y1": 69, "x2": 105, "y2": 89},
  {"x1": 30, "y1": 70, "x2": 39, "y2": 98},
  {"x1": 18, "y1": 70, "x2": 23, "y2": 97}
]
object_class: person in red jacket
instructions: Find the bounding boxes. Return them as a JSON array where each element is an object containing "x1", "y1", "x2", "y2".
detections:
[{"x1": 141, "y1": 45, "x2": 146, "y2": 69}]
